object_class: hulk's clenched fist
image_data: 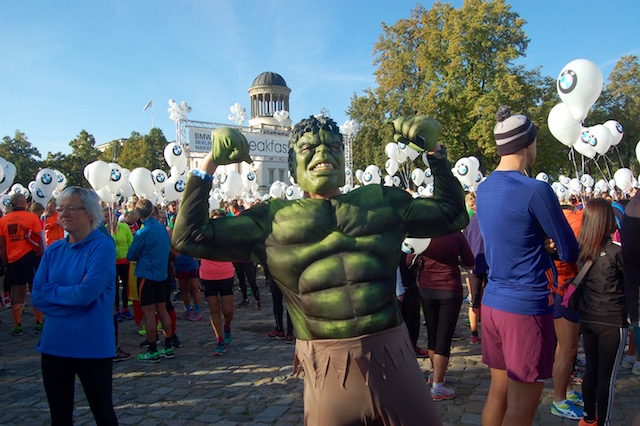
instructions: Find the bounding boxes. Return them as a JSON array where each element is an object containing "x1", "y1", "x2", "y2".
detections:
[
  {"x1": 393, "y1": 115, "x2": 441, "y2": 153},
  {"x1": 211, "y1": 127, "x2": 253, "y2": 165}
]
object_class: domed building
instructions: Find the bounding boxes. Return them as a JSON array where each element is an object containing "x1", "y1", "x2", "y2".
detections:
[{"x1": 248, "y1": 71, "x2": 292, "y2": 128}]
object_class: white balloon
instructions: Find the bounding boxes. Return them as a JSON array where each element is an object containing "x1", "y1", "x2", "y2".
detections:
[
  {"x1": 269, "y1": 182, "x2": 284, "y2": 198},
  {"x1": 559, "y1": 175, "x2": 571, "y2": 188},
  {"x1": 555, "y1": 185, "x2": 570, "y2": 203},
  {"x1": 594, "y1": 179, "x2": 608, "y2": 194},
  {"x1": 163, "y1": 174, "x2": 187, "y2": 202},
  {"x1": 636, "y1": 141, "x2": 640, "y2": 166},
  {"x1": 423, "y1": 167, "x2": 434, "y2": 186},
  {"x1": 580, "y1": 174, "x2": 594, "y2": 188},
  {"x1": 411, "y1": 168, "x2": 425, "y2": 186},
  {"x1": 392, "y1": 176, "x2": 401, "y2": 187},
  {"x1": 0, "y1": 159, "x2": 16, "y2": 194},
  {"x1": 614, "y1": 168, "x2": 634, "y2": 192},
  {"x1": 557, "y1": 59, "x2": 604, "y2": 121},
  {"x1": 385, "y1": 142, "x2": 399, "y2": 160},
  {"x1": 11, "y1": 184, "x2": 29, "y2": 199},
  {"x1": 164, "y1": 142, "x2": 187, "y2": 169},
  {"x1": 569, "y1": 178, "x2": 583, "y2": 195},
  {"x1": 28, "y1": 181, "x2": 37, "y2": 194},
  {"x1": 452, "y1": 157, "x2": 477, "y2": 188},
  {"x1": 385, "y1": 158, "x2": 399, "y2": 177},
  {"x1": 151, "y1": 169, "x2": 168, "y2": 191},
  {"x1": 129, "y1": 168, "x2": 155, "y2": 199},
  {"x1": 84, "y1": 160, "x2": 111, "y2": 190},
  {"x1": 402, "y1": 145, "x2": 420, "y2": 161},
  {"x1": 54, "y1": 170, "x2": 67, "y2": 192},
  {"x1": 219, "y1": 170, "x2": 243, "y2": 197},
  {"x1": 242, "y1": 170, "x2": 259, "y2": 193},
  {"x1": 105, "y1": 163, "x2": 124, "y2": 194},
  {"x1": 285, "y1": 184, "x2": 303, "y2": 200},
  {"x1": 31, "y1": 184, "x2": 52, "y2": 206},
  {"x1": 573, "y1": 132, "x2": 597, "y2": 159},
  {"x1": 401, "y1": 237, "x2": 432, "y2": 255},
  {"x1": 95, "y1": 186, "x2": 118, "y2": 203},
  {"x1": 536, "y1": 172, "x2": 549, "y2": 183},
  {"x1": 396, "y1": 146, "x2": 408, "y2": 164},
  {"x1": 589, "y1": 124, "x2": 612, "y2": 156},
  {"x1": 0, "y1": 194, "x2": 12, "y2": 209},
  {"x1": 548, "y1": 103, "x2": 581, "y2": 147},
  {"x1": 35, "y1": 168, "x2": 57, "y2": 195},
  {"x1": 604, "y1": 120, "x2": 624, "y2": 146},
  {"x1": 355, "y1": 169, "x2": 364, "y2": 185},
  {"x1": 362, "y1": 165, "x2": 382, "y2": 186}
]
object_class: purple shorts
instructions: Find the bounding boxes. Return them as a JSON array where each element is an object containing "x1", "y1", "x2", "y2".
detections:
[{"x1": 481, "y1": 305, "x2": 554, "y2": 382}]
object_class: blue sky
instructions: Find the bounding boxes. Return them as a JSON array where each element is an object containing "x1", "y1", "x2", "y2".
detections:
[{"x1": 1, "y1": 1, "x2": 638, "y2": 157}]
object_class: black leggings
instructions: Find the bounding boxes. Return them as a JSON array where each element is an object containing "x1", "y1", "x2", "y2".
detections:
[
  {"x1": 41, "y1": 354, "x2": 118, "y2": 426},
  {"x1": 269, "y1": 277, "x2": 292, "y2": 335},
  {"x1": 115, "y1": 263, "x2": 129, "y2": 310},
  {"x1": 468, "y1": 273, "x2": 487, "y2": 309},
  {"x1": 580, "y1": 321, "x2": 626, "y2": 426},
  {"x1": 234, "y1": 262, "x2": 259, "y2": 302},
  {"x1": 420, "y1": 293, "x2": 463, "y2": 357},
  {"x1": 400, "y1": 288, "x2": 421, "y2": 348}
]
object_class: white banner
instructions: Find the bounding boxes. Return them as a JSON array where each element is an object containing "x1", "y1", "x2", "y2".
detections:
[{"x1": 188, "y1": 127, "x2": 289, "y2": 158}]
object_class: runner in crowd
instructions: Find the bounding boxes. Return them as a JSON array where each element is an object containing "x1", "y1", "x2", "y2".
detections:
[
  {"x1": 476, "y1": 106, "x2": 578, "y2": 425},
  {"x1": 32, "y1": 186, "x2": 118, "y2": 425}
]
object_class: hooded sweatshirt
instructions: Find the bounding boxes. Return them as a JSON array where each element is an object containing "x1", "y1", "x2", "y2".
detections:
[{"x1": 32, "y1": 229, "x2": 116, "y2": 358}]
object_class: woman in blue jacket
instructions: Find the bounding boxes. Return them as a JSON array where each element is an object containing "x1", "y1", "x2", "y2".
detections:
[{"x1": 32, "y1": 187, "x2": 118, "y2": 425}]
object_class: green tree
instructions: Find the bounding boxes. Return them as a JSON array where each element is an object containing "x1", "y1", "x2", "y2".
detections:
[
  {"x1": 0, "y1": 130, "x2": 42, "y2": 187},
  {"x1": 591, "y1": 55, "x2": 640, "y2": 176},
  {"x1": 348, "y1": 0, "x2": 566, "y2": 176},
  {"x1": 65, "y1": 130, "x2": 100, "y2": 187},
  {"x1": 118, "y1": 128, "x2": 169, "y2": 172},
  {"x1": 98, "y1": 139, "x2": 126, "y2": 163}
]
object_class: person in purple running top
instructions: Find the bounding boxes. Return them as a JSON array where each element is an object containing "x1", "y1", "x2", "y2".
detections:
[{"x1": 476, "y1": 106, "x2": 578, "y2": 426}]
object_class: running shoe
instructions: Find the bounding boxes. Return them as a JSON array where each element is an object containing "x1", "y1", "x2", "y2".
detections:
[
  {"x1": 34, "y1": 322, "x2": 43, "y2": 333},
  {"x1": 137, "y1": 351, "x2": 161, "y2": 363},
  {"x1": 431, "y1": 385, "x2": 455, "y2": 401},
  {"x1": 114, "y1": 348, "x2": 131, "y2": 362},
  {"x1": 469, "y1": 335, "x2": 482, "y2": 344},
  {"x1": 551, "y1": 400, "x2": 584, "y2": 420},
  {"x1": 237, "y1": 300, "x2": 250, "y2": 308},
  {"x1": 621, "y1": 354, "x2": 637, "y2": 369},
  {"x1": 632, "y1": 361, "x2": 640, "y2": 376},
  {"x1": 214, "y1": 342, "x2": 226, "y2": 356},
  {"x1": 415, "y1": 346, "x2": 429, "y2": 357},
  {"x1": 10, "y1": 325, "x2": 23, "y2": 336},
  {"x1": 451, "y1": 333, "x2": 463, "y2": 341},
  {"x1": 286, "y1": 334, "x2": 295, "y2": 344},
  {"x1": 138, "y1": 326, "x2": 147, "y2": 336},
  {"x1": 267, "y1": 329, "x2": 285, "y2": 339},
  {"x1": 178, "y1": 310, "x2": 191, "y2": 320},
  {"x1": 427, "y1": 373, "x2": 445, "y2": 385},
  {"x1": 567, "y1": 390, "x2": 584, "y2": 407},
  {"x1": 571, "y1": 367, "x2": 584, "y2": 385},
  {"x1": 160, "y1": 347, "x2": 175, "y2": 359},
  {"x1": 115, "y1": 311, "x2": 122, "y2": 323},
  {"x1": 121, "y1": 309, "x2": 134, "y2": 321},
  {"x1": 171, "y1": 334, "x2": 183, "y2": 348},
  {"x1": 578, "y1": 417, "x2": 597, "y2": 426},
  {"x1": 188, "y1": 312, "x2": 202, "y2": 322},
  {"x1": 224, "y1": 329, "x2": 232, "y2": 345},
  {"x1": 1, "y1": 292, "x2": 10, "y2": 308}
]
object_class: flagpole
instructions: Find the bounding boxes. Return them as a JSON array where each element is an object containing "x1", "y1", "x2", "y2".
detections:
[{"x1": 151, "y1": 101, "x2": 154, "y2": 129}]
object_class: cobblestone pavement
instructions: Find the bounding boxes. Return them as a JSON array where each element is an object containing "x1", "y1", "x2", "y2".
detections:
[{"x1": 1, "y1": 274, "x2": 639, "y2": 425}]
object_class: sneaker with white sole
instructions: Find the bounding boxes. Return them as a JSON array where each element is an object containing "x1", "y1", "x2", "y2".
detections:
[
  {"x1": 566, "y1": 390, "x2": 584, "y2": 407},
  {"x1": 431, "y1": 385, "x2": 455, "y2": 401},
  {"x1": 621, "y1": 354, "x2": 637, "y2": 369},
  {"x1": 551, "y1": 400, "x2": 584, "y2": 420},
  {"x1": 632, "y1": 361, "x2": 640, "y2": 376},
  {"x1": 214, "y1": 342, "x2": 226, "y2": 356},
  {"x1": 137, "y1": 350, "x2": 161, "y2": 363}
]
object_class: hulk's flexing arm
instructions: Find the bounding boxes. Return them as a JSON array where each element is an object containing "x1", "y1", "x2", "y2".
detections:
[{"x1": 172, "y1": 116, "x2": 468, "y2": 340}]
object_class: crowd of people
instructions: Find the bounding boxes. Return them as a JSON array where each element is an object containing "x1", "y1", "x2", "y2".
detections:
[{"x1": 1, "y1": 109, "x2": 639, "y2": 426}]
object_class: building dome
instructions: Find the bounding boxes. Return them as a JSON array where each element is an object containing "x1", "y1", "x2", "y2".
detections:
[{"x1": 251, "y1": 72, "x2": 288, "y2": 88}]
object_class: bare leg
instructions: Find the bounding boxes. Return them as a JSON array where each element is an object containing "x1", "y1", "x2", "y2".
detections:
[
  {"x1": 553, "y1": 317, "x2": 580, "y2": 401},
  {"x1": 206, "y1": 295, "x2": 223, "y2": 339},
  {"x1": 428, "y1": 350, "x2": 449, "y2": 383},
  {"x1": 220, "y1": 294, "x2": 234, "y2": 327},
  {"x1": 503, "y1": 379, "x2": 544, "y2": 426},
  {"x1": 189, "y1": 277, "x2": 201, "y2": 307},
  {"x1": 155, "y1": 302, "x2": 172, "y2": 340},
  {"x1": 141, "y1": 305, "x2": 157, "y2": 344},
  {"x1": 483, "y1": 368, "x2": 508, "y2": 426},
  {"x1": 178, "y1": 278, "x2": 191, "y2": 307}
]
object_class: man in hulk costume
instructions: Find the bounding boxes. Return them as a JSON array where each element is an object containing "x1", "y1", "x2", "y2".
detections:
[{"x1": 173, "y1": 115, "x2": 468, "y2": 425}]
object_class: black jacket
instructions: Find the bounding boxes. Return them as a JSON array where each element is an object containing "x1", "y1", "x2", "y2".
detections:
[
  {"x1": 578, "y1": 240, "x2": 626, "y2": 327},
  {"x1": 621, "y1": 192, "x2": 640, "y2": 324}
]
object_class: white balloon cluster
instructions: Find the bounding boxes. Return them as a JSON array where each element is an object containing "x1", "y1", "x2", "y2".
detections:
[
  {"x1": 451, "y1": 157, "x2": 482, "y2": 192},
  {"x1": 8, "y1": 167, "x2": 67, "y2": 207},
  {"x1": 168, "y1": 99, "x2": 192, "y2": 123},
  {"x1": 273, "y1": 110, "x2": 290, "y2": 126},
  {"x1": 207, "y1": 166, "x2": 265, "y2": 211},
  {"x1": 548, "y1": 59, "x2": 624, "y2": 160},
  {"x1": 228, "y1": 103, "x2": 247, "y2": 125},
  {"x1": 544, "y1": 168, "x2": 637, "y2": 202}
]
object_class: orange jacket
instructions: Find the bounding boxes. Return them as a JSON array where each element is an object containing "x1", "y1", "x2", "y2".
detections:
[{"x1": 44, "y1": 213, "x2": 65, "y2": 246}]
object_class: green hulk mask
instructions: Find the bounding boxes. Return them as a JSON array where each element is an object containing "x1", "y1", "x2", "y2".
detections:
[{"x1": 288, "y1": 116, "x2": 345, "y2": 195}]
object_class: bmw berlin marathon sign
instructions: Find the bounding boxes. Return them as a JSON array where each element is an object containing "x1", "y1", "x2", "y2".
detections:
[{"x1": 188, "y1": 128, "x2": 288, "y2": 158}]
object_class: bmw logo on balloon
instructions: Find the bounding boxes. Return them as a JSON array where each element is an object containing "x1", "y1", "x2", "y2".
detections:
[
  {"x1": 457, "y1": 164, "x2": 468, "y2": 176},
  {"x1": 363, "y1": 172, "x2": 372, "y2": 182},
  {"x1": 558, "y1": 70, "x2": 577, "y2": 94},
  {"x1": 111, "y1": 170, "x2": 121, "y2": 182},
  {"x1": 37, "y1": 189, "x2": 45, "y2": 198},
  {"x1": 41, "y1": 173, "x2": 53, "y2": 185},
  {"x1": 175, "y1": 181, "x2": 185, "y2": 192},
  {"x1": 173, "y1": 146, "x2": 182, "y2": 156},
  {"x1": 248, "y1": 172, "x2": 255, "y2": 181}
]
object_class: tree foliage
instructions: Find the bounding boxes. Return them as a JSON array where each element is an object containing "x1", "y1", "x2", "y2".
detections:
[
  {"x1": 65, "y1": 130, "x2": 101, "y2": 187},
  {"x1": 0, "y1": 131, "x2": 42, "y2": 187},
  {"x1": 348, "y1": 0, "x2": 569, "y2": 176},
  {"x1": 118, "y1": 128, "x2": 169, "y2": 172}
]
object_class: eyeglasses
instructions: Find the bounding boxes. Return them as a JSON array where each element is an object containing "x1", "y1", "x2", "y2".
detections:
[{"x1": 56, "y1": 206, "x2": 86, "y2": 213}]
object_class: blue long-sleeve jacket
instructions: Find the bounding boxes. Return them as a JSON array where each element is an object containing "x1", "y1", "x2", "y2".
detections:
[
  {"x1": 477, "y1": 171, "x2": 579, "y2": 315},
  {"x1": 32, "y1": 229, "x2": 116, "y2": 358},
  {"x1": 127, "y1": 217, "x2": 170, "y2": 281}
]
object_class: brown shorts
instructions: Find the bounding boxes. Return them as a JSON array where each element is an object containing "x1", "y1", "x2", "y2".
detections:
[{"x1": 296, "y1": 324, "x2": 441, "y2": 426}]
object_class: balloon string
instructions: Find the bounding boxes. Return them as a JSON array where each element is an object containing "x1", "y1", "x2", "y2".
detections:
[
  {"x1": 591, "y1": 157, "x2": 608, "y2": 182},
  {"x1": 614, "y1": 146, "x2": 625, "y2": 168},
  {"x1": 569, "y1": 148, "x2": 580, "y2": 179},
  {"x1": 602, "y1": 154, "x2": 614, "y2": 180}
]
